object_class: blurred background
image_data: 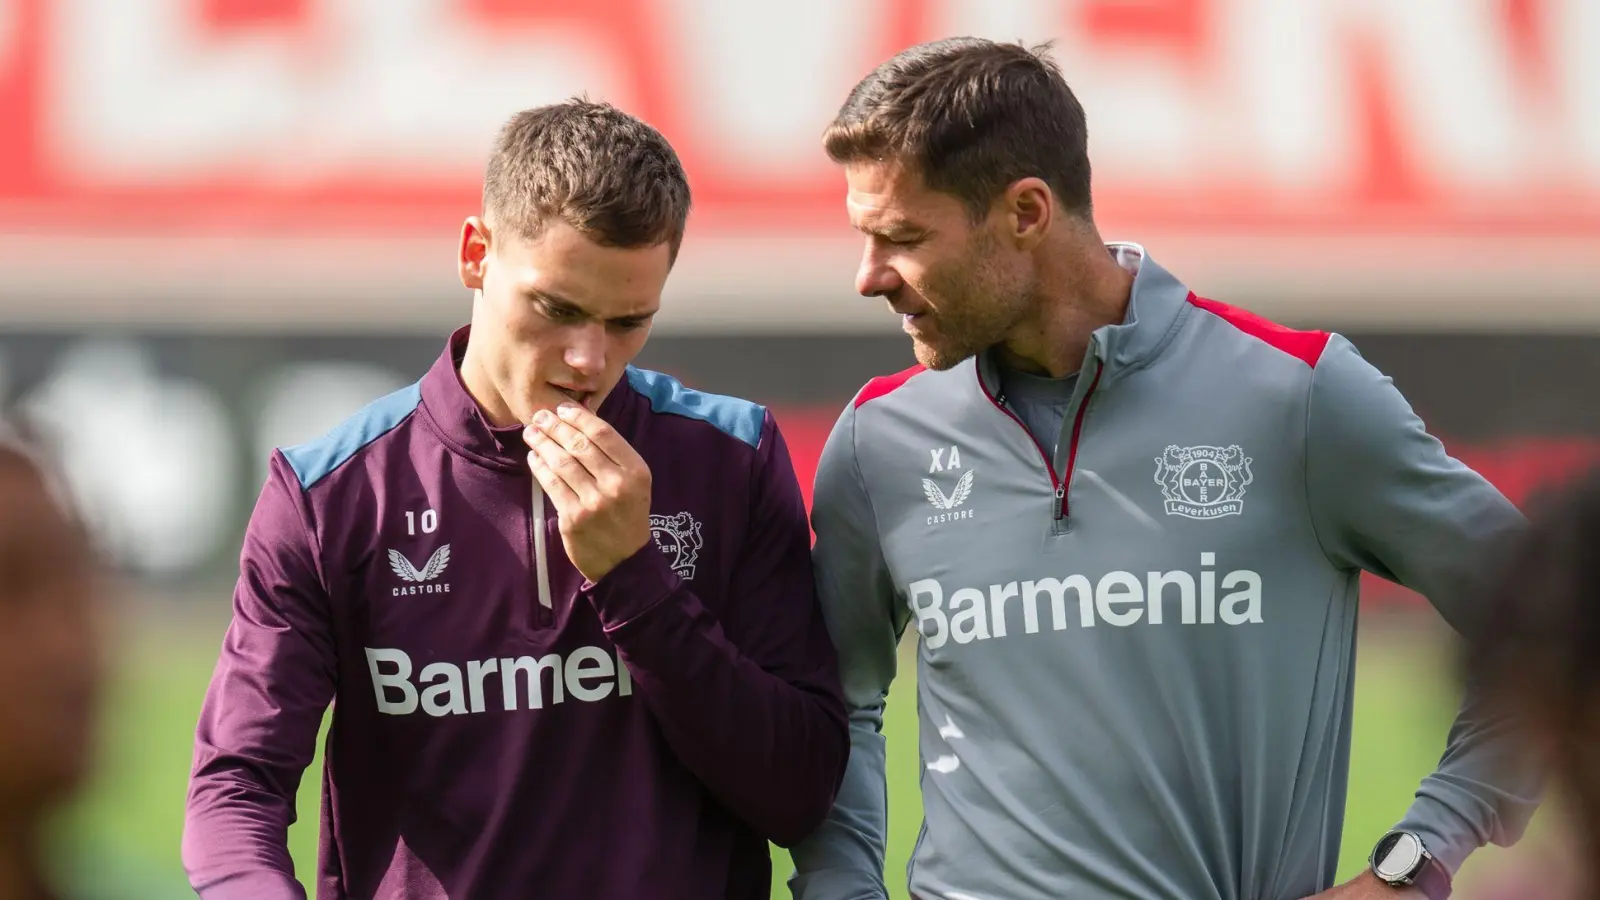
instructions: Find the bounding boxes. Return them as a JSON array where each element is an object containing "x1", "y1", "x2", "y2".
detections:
[{"x1": 1, "y1": 0, "x2": 1596, "y2": 897}]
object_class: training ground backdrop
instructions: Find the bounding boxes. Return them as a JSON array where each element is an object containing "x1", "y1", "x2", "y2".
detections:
[
  {"x1": 0, "y1": 330, "x2": 1591, "y2": 899},
  {"x1": 5, "y1": 2, "x2": 1600, "y2": 894}
]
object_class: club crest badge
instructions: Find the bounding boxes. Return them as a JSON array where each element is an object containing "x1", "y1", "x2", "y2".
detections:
[
  {"x1": 1154, "y1": 445, "x2": 1253, "y2": 520},
  {"x1": 649, "y1": 511, "x2": 703, "y2": 580}
]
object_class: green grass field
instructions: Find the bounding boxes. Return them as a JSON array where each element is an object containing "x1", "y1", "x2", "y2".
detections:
[{"x1": 47, "y1": 609, "x2": 1541, "y2": 899}]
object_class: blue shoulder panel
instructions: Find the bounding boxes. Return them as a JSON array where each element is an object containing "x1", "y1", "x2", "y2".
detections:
[
  {"x1": 282, "y1": 381, "x2": 424, "y2": 489},
  {"x1": 626, "y1": 367, "x2": 765, "y2": 449}
]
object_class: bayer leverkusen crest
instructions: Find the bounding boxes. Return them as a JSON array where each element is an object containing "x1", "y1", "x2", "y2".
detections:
[
  {"x1": 649, "y1": 511, "x2": 703, "y2": 580},
  {"x1": 1154, "y1": 445, "x2": 1253, "y2": 520}
]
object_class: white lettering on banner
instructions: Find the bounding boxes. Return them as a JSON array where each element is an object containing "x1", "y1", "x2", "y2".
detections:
[
  {"x1": 662, "y1": 0, "x2": 878, "y2": 178},
  {"x1": 1219, "y1": 0, "x2": 1537, "y2": 188},
  {"x1": 48, "y1": 0, "x2": 630, "y2": 179},
  {"x1": 931, "y1": 0, "x2": 1056, "y2": 48},
  {"x1": 366, "y1": 646, "x2": 634, "y2": 718},
  {"x1": 936, "y1": 0, "x2": 1228, "y2": 182},
  {"x1": 0, "y1": 0, "x2": 16, "y2": 74},
  {"x1": 1217, "y1": 0, "x2": 1351, "y2": 189},
  {"x1": 907, "y1": 552, "x2": 1263, "y2": 649},
  {"x1": 1552, "y1": 0, "x2": 1600, "y2": 174},
  {"x1": 26, "y1": 0, "x2": 1600, "y2": 198},
  {"x1": 1347, "y1": 0, "x2": 1529, "y2": 188},
  {"x1": 932, "y1": 0, "x2": 1585, "y2": 193}
]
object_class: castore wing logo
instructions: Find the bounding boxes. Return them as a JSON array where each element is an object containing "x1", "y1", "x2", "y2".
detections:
[
  {"x1": 389, "y1": 545, "x2": 451, "y2": 583},
  {"x1": 922, "y1": 470, "x2": 974, "y2": 511}
]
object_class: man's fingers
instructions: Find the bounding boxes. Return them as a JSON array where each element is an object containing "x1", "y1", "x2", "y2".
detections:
[
  {"x1": 527, "y1": 412, "x2": 618, "y2": 475},
  {"x1": 553, "y1": 403, "x2": 641, "y2": 469},
  {"x1": 526, "y1": 428, "x2": 600, "y2": 505},
  {"x1": 527, "y1": 451, "x2": 583, "y2": 513}
]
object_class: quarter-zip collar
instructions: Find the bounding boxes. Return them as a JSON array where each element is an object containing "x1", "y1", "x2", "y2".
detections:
[
  {"x1": 420, "y1": 325, "x2": 632, "y2": 473},
  {"x1": 976, "y1": 243, "x2": 1191, "y2": 394},
  {"x1": 968, "y1": 243, "x2": 1192, "y2": 527},
  {"x1": 1092, "y1": 244, "x2": 1191, "y2": 387}
]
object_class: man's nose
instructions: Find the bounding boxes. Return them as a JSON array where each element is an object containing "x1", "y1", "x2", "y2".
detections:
[
  {"x1": 856, "y1": 244, "x2": 904, "y2": 299},
  {"x1": 563, "y1": 322, "x2": 607, "y2": 377}
]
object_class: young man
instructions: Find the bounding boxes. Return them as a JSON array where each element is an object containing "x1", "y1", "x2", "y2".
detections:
[
  {"x1": 790, "y1": 38, "x2": 1540, "y2": 900},
  {"x1": 0, "y1": 435, "x2": 104, "y2": 900},
  {"x1": 183, "y1": 100, "x2": 848, "y2": 900}
]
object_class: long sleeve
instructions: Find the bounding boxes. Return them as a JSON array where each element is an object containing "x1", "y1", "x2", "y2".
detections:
[
  {"x1": 579, "y1": 411, "x2": 849, "y2": 847},
  {"x1": 1305, "y1": 335, "x2": 1542, "y2": 876},
  {"x1": 788, "y1": 400, "x2": 909, "y2": 900},
  {"x1": 182, "y1": 452, "x2": 337, "y2": 900}
]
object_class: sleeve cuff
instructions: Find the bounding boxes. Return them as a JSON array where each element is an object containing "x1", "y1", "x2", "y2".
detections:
[
  {"x1": 1397, "y1": 804, "x2": 1476, "y2": 877},
  {"x1": 193, "y1": 871, "x2": 307, "y2": 900},
  {"x1": 1413, "y1": 858, "x2": 1454, "y2": 900},
  {"x1": 784, "y1": 867, "x2": 890, "y2": 900},
  {"x1": 579, "y1": 542, "x2": 682, "y2": 631}
]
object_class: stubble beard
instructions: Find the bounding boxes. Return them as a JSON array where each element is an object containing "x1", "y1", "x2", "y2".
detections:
[{"x1": 911, "y1": 236, "x2": 1035, "y2": 371}]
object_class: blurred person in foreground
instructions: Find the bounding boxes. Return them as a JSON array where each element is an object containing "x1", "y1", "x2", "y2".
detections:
[
  {"x1": 182, "y1": 100, "x2": 848, "y2": 900},
  {"x1": 790, "y1": 37, "x2": 1540, "y2": 900},
  {"x1": 1466, "y1": 470, "x2": 1600, "y2": 900},
  {"x1": 0, "y1": 436, "x2": 104, "y2": 900}
]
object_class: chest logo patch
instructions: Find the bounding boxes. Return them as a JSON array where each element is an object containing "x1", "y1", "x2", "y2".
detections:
[
  {"x1": 922, "y1": 470, "x2": 974, "y2": 511},
  {"x1": 1154, "y1": 445, "x2": 1253, "y2": 520},
  {"x1": 650, "y1": 511, "x2": 703, "y2": 581},
  {"x1": 388, "y1": 545, "x2": 452, "y2": 596},
  {"x1": 923, "y1": 445, "x2": 976, "y2": 525}
]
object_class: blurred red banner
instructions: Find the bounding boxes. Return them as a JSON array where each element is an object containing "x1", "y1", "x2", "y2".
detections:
[{"x1": 0, "y1": 0, "x2": 1597, "y2": 237}]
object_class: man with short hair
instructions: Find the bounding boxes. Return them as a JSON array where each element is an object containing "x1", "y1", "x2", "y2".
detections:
[
  {"x1": 183, "y1": 100, "x2": 848, "y2": 900},
  {"x1": 790, "y1": 38, "x2": 1539, "y2": 900}
]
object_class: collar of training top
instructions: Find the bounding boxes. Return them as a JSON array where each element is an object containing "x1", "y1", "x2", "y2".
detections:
[
  {"x1": 419, "y1": 325, "x2": 631, "y2": 472},
  {"x1": 977, "y1": 242, "x2": 1193, "y2": 394}
]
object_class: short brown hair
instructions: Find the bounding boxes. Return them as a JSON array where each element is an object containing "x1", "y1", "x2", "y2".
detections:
[
  {"x1": 824, "y1": 38, "x2": 1092, "y2": 221},
  {"x1": 483, "y1": 99, "x2": 692, "y2": 259}
]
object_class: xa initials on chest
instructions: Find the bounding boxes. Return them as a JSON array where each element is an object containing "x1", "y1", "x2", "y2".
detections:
[{"x1": 924, "y1": 445, "x2": 975, "y2": 522}]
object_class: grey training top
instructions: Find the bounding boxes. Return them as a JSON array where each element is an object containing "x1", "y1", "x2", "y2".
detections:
[
  {"x1": 997, "y1": 364, "x2": 1079, "y2": 458},
  {"x1": 789, "y1": 245, "x2": 1540, "y2": 900}
]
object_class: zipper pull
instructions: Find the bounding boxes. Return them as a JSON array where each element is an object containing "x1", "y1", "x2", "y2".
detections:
[{"x1": 1054, "y1": 484, "x2": 1066, "y2": 520}]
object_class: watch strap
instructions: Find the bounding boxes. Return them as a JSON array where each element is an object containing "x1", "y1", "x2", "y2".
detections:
[{"x1": 1410, "y1": 857, "x2": 1453, "y2": 900}]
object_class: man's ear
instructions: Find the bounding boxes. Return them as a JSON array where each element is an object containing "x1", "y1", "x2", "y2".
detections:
[
  {"x1": 458, "y1": 217, "x2": 491, "y2": 291},
  {"x1": 1004, "y1": 177, "x2": 1054, "y2": 251}
]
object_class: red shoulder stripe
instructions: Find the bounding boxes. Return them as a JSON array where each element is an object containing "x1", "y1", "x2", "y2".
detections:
[
  {"x1": 854, "y1": 364, "x2": 927, "y2": 408},
  {"x1": 1187, "y1": 293, "x2": 1331, "y2": 368}
]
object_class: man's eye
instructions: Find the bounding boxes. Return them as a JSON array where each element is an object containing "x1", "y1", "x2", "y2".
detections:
[
  {"x1": 542, "y1": 303, "x2": 581, "y2": 321},
  {"x1": 610, "y1": 319, "x2": 648, "y2": 332}
]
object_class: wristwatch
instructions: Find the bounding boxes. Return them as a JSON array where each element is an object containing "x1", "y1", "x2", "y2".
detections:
[{"x1": 1370, "y1": 830, "x2": 1451, "y2": 898}]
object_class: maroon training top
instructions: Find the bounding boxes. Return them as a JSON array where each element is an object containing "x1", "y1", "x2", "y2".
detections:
[{"x1": 183, "y1": 327, "x2": 848, "y2": 899}]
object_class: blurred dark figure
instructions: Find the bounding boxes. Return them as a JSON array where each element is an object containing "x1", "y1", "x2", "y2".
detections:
[
  {"x1": 1467, "y1": 469, "x2": 1600, "y2": 900},
  {"x1": 0, "y1": 437, "x2": 104, "y2": 900}
]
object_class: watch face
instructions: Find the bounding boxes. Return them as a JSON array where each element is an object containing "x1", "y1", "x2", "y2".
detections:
[{"x1": 1374, "y1": 832, "x2": 1424, "y2": 880}]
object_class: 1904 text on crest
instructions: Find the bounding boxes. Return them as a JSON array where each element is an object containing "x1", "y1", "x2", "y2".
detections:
[
  {"x1": 1154, "y1": 445, "x2": 1253, "y2": 520},
  {"x1": 649, "y1": 512, "x2": 703, "y2": 580}
]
